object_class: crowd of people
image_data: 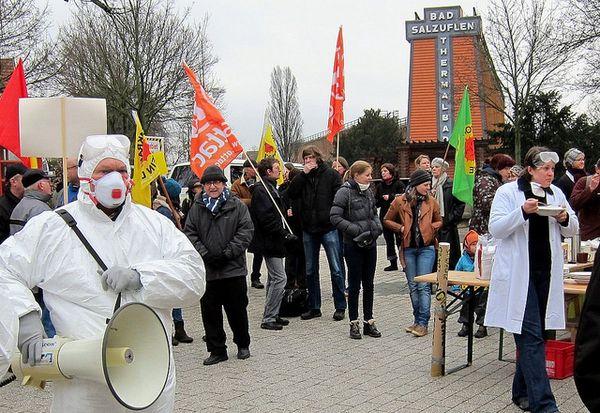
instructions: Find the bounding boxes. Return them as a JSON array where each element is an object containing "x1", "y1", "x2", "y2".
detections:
[{"x1": 2, "y1": 138, "x2": 600, "y2": 412}]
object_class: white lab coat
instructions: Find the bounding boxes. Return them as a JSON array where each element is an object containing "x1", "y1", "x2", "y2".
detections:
[
  {"x1": 0, "y1": 196, "x2": 205, "y2": 412},
  {"x1": 0, "y1": 297, "x2": 18, "y2": 378},
  {"x1": 484, "y1": 180, "x2": 579, "y2": 334}
]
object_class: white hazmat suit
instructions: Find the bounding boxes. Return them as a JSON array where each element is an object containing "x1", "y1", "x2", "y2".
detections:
[{"x1": 0, "y1": 135, "x2": 205, "y2": 412}]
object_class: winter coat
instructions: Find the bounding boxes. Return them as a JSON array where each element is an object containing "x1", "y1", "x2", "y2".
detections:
[
  {"x1": 231, "y1": 175, "x2": 254, "y2": 207},
  {"x1": 574, "y1": 251, "x2": 600, "y2": 413},
  {"x1": 0, "y1": 195, "x2": 205, "y2": 413},
  {"x1": 374, "y1": 178, "x2": 405, "y2": 219},
  {"x1": 569, "y1": 175, "x2": 600, "y2": 241},
  {"x1": 455, "y1": 251, "x2": 475, "y2": 272},
  {"x1": 286, "y1": 162, "x2": 342, "y2": 234},
  {"x1": 383, "y1": 192, "x2": 442, "y2": 249},
  {"x1": 9, "y1": 189, "x2": 52, "y2": 235},
  {"x1": 484, "y1": 179, "x2": 579, "y2": 333},
  {"x1": 249, "y1": 177, "x2": 288, "y2": 258},
  {"x1": 330, "y1": 179, "x2": 383, "y2": 246},
  {"x1": 437, "y1": 178, "x2": 466, "y2": 268},
  {"x1": 555, "y1": 168, "x2": 587, "y2": 202},
  {"x1": 184, "y1": 195, "x2": 254, "y2": 281},
  {"x1": 469, "y1": 166, "x2": 502, "y2": 235},
  {"x1": 0, "y1": 190, "x2": 20, "y2": 244}
]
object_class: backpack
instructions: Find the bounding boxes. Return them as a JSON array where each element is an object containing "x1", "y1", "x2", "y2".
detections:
[{"x1": 279, "y1": 288, "x2": 308, "y2": 317}]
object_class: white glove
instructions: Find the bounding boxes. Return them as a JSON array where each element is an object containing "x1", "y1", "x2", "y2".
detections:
[
  {"x1": 18, "y1": 311, "x2": 44, "y2": 366},
  {"x1": 100, "y1": 267, "x2": 142, "y2": 293}
]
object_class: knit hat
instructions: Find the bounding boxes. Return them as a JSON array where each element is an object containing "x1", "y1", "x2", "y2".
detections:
[
  {"x1": 409, "y1": 169, "x2": 431, "y2": 187},
  {"x1": 5, "y1": 163, "x2": 28, "y2": 180},
  {"x1": 22, "y1": 169, "x2": 50, "y2": 188},
  {"x1": 163, "y1": 178, "x2": 182, "y2": 200},
  {"x1": 200, "y1": 165, "x2": 227, "y2": 184},
  {"x1": 563, "y1": 148, "x2": 584, "y2": 168},
  {"x1": 431, "y1": 157, "x2": 449, "y2": 170},
  {"x1": 243, "y1": 159, "x2": 258, "y2": 168},
  {"x1": 464, "y1": 230, "x2": 479, "y2": 247}
]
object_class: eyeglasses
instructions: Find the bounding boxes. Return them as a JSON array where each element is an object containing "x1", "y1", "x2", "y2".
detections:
[
  {"x1": 203, "y1": 181, "x2": 223, "y2": 187},
  {"x1": 532, "y1": 151, "x2": 559, "y2": 167}
]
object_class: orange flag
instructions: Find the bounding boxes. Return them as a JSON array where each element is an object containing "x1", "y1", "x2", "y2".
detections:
[
  {"x1": 326, "y1": 26, "x2": 345, "y2": 143},
  {"x1": 182, "y1": 62, "x2": 242, "y2": 179}
]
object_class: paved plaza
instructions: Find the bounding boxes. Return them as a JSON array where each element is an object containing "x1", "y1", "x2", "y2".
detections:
[{"x1": 0, "y1": 246, "x2": 589, "y2": 412}]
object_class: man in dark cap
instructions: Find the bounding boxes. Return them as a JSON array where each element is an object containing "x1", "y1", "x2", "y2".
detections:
[
  {"x1": 231, "y1": 158, "x2": 264, "y2": 289},
  {"x1": 185, "y1": 165, "x2": 254, "y2": 365},
  {"x1": 0, "y1": 163, "x2": 28, "y2": 243},
  {"x1": 9, "y1": 169, "x2": 52, "y2": 235}
]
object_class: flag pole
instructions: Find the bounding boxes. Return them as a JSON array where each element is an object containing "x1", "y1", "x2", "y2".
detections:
[{"x1": 335, "y1": 133, "x2": 340, "y2": 165}]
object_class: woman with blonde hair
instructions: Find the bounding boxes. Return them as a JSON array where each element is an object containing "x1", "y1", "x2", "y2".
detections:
[
  {"x1": 331, "y1": 160, "x2": 383, "y2": 339},
  {"x1": 383, "y1": 169, "x2": 442, "y2": 337}
]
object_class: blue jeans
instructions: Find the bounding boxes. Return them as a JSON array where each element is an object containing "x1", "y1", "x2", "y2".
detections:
[
  {"x1": 172, "y1": 308, "x2": 183, "y2": 322},
  {"x1": 303, "y1": 229, "x2": 346, "y2": 311},
  {"x1": 345, "y1": 242, "x2": 377, "y2": 321},
  {"x1": 512, "y1": 272, "x2": 557, "y2": 413},
  {"x1": 403, "y1": 246, "x2": 435, "y2": 326}
]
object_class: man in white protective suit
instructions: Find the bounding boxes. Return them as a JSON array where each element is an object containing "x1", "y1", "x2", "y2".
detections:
[{"x1": 0, "y1": 134, "x2": 206, "y2": 412}]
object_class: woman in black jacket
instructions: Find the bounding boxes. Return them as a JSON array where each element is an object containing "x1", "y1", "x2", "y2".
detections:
[
  {"x1": 374, "y1": 163, "x2": 405, "y2": 271},
  {"x1": 331, "y1": 160, "x2": 383, "y2": 339}
]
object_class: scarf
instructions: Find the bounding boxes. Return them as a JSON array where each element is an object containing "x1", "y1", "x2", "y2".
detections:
[
  {"x1": 431, "y1": 172, "x2": 447, "y2": 217},
  {"x1": 411, "y1": 193, "x2": 427, "y2": 247},
  {"x1": 202, "y1": 188, "x2": 231, "y2": 215}
]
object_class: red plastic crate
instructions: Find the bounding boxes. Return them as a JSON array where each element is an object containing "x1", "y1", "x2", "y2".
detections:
[{"x1": 544, "y1": 340, "x2": 574, "y2": 379}]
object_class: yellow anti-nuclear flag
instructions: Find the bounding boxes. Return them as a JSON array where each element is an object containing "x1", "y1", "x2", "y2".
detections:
[
  {"x1": 256, "y1": 124, "x2": 284, "y2": 185},
  {"x1": 131, "y1": 111, "x2": 168, "y2": 207}
]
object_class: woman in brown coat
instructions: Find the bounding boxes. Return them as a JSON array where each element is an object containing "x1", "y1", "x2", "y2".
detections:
[{"x1": 384, "y1": 169, "x2": 442, "y2": 337}]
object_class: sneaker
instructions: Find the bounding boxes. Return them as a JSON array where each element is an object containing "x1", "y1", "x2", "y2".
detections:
[
  {"x1": 363, "y1": 320, "x2": 382, "y2": 338},
  {"x1": 457, "y1": 324, "x2": 469, "y2": 337},
  {"x1": 300, "y1": 309, "x2": 322, "y2": 320},
  {"x1": 333, "y1": 309, "x2": 345, "y2": 321},
  {"x1": 237, "y1": 347, "x2": 251, "y2": 360},
  {"x1": 260, "y1": 321, "x2": 283, "y2": 330},
  {"x1": 275, "y1": 316, "x2": 289, "y2": 326},
  {"x1": 251, "y1": 280, "x2": 264, "y2": 289},
  {"x1": 405, "y1": 324, "x2": 417, "y2": 333},
  {"x1": 349, "y1": 321, "x2": 362, "y2": 339},
  {"x1": 474, "y1": 326, "x2": 488, "y2": 338},
  {"x1": 203, "y1": 353, "x2": 228, "y2": 365},
  {"x1": 411, "y1": 325, "x2": 428, "y2": 337}
]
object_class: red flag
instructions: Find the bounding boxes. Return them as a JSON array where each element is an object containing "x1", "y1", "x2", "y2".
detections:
[
  {"x1": 326, "y1": 26, "x2": 345, "y2": 143},
  {"x1": 182, "y1": 62, "x2": 243, "y2": 179},
  {"x1": 0, "y1": 59, "x2": 31, "y2": 165}
]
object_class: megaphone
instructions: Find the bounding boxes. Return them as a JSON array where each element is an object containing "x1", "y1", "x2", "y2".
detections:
[{"x1": 10, "y1": 302, "x2": 170, "y2": 410}]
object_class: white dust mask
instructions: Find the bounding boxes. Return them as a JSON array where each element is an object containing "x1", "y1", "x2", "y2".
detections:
[{"x1": 91, "y1": 171, "x2": 127, "y2": 208}]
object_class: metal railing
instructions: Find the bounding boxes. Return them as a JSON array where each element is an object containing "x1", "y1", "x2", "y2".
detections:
[{"x1": 303, "y1": 110, "x2": 407, "y2": 142}]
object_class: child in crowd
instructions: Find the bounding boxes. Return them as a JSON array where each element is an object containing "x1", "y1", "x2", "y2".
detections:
[{"x1": 455, "y1": 230, "x2": 488, "y2": 338}]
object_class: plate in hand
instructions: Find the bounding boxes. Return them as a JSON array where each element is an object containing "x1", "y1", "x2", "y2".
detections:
[{"x1": 537, "y1": 206, "x2": 565, "y2": 216}]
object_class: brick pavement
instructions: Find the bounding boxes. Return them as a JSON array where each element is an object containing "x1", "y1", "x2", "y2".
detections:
[{"x1": 0, "y1": 246, "x2": 589, "y2": 412}]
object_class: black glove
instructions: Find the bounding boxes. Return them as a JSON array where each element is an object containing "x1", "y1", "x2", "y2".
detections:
[
  {"x1": 283, "y1": 232, "x2": 299, "y2": 244},
  {"x1": 203, "y1": 251, "x2": 227, "y2": 267}
]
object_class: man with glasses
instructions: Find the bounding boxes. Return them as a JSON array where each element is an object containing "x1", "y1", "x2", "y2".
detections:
[
  {"x1": 56, "y1": 157, "x2": 80, "y2": 207},
  {"x1": 0, "y1": 163, "x2": 27, "y2": 244},
  {"x1": 0, "y1": 135, "x2": 205, "y2": 412},
  {"x1": 184, "y1": 165, "x2": 254, "y2": 365}
]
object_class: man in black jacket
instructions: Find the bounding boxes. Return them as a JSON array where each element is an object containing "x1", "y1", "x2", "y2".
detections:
[
  {"x1": 286, "y1": 146, "x2": 346, "y2": 321},
  {"x1": 184, "y1": 165, "x2": 254, "y2": 365},
  {"x1": 250, "y1": 158, "x2": 296, "y2": 330},
  {"x1": 0, "y1": 163, "x2": 27, "y2": 244}
]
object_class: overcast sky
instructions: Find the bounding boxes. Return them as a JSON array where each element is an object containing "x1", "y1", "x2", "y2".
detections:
[{"x1": 48, "y1": 1, "x2": 490, "y2": 150}]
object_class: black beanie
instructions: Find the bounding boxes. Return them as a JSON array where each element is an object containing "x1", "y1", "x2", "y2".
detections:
[
  {"x1": 22, "y1": 169, "x2": 50, "y2": 188},
  {"x1": 5, "y1": 163, "x2": 28, "y2": 180},
  {"x1": 409, "y1": 169, "x2": 431, "y2": 187},
  {"x1": 200, "y1": 165, "x2": 227, "y2": 184}
]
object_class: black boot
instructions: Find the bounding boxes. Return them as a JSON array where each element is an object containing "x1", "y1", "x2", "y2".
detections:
[
  {"x1": 384, "y1": 259, "x2": 398, "y2": 271},
  {"x1": 172, "y1": 335, "x2": 179, "y2": 346},
  {"x1": 174, "y1": 320, "x2": 194, "y2": 343},
  {"x1": 474, "y1": 326, "x2": 488, "y2": 338},
  {"x1": 363, "y1": 320, "x2": 382, "y2": 338},
  {"x1": 457, "y1": 323, "x2": 469, "y2": 337},
  {"x1": 349, "y1": 321, "x2": 362, "y2": 339}
]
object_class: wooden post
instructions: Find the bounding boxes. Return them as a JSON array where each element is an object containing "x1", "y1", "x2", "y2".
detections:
[{"x1": 431, "y1": 242, "x2": 450, "y2": 377}]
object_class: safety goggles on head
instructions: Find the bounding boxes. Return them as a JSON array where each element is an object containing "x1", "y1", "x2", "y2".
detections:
[
  {"x1": 79, "y1": 135, "x2": 130, "y2": 163},
  {"x1": 532, "y1": 151, "x2": 559, "y2": 167}
]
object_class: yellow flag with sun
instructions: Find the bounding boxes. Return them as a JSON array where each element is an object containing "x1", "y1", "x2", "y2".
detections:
[{"x1": 256, "y1": 124, "x2": 284, "y2": 185}]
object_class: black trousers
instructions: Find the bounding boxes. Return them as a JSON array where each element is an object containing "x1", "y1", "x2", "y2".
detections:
[
  {"x1": 200, "y1": 276, "x2": 250, "y2": 355},
  {"x1": 251, "y1": 253, "x2": 263, "y2": 281},
  {"x1": 285, "y1": 236, "x2": 307, "y2": 289}
]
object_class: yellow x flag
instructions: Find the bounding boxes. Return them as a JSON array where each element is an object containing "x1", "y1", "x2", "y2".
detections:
[
  {"x1": 131, "y1": 111, "x2": 168, "y2": 207},
  {"x1": 256, "y1": 124, "x2": 284, "y2": 185}
]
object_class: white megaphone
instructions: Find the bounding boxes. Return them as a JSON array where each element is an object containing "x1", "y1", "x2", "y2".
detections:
[{"x1": 10, "y1": 302, "x2": 170, "y2": 410}]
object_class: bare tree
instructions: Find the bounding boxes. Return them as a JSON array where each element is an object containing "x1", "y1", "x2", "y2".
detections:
[
  {"x1": 54, "y1": 0, "x2": 223, "y2": 162},
  {"x1": 0, "y1": 0, "x2": 58, "y2": 90},
  {"x1": 481, "y1": 0, "x2": 574, "y2": 162},
  {"x1": 268, "y1": 66, "x2": 303, "y2": 161},
  {"x1": 566, "y1": 0, "x2": 600, "y2": 93}
]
